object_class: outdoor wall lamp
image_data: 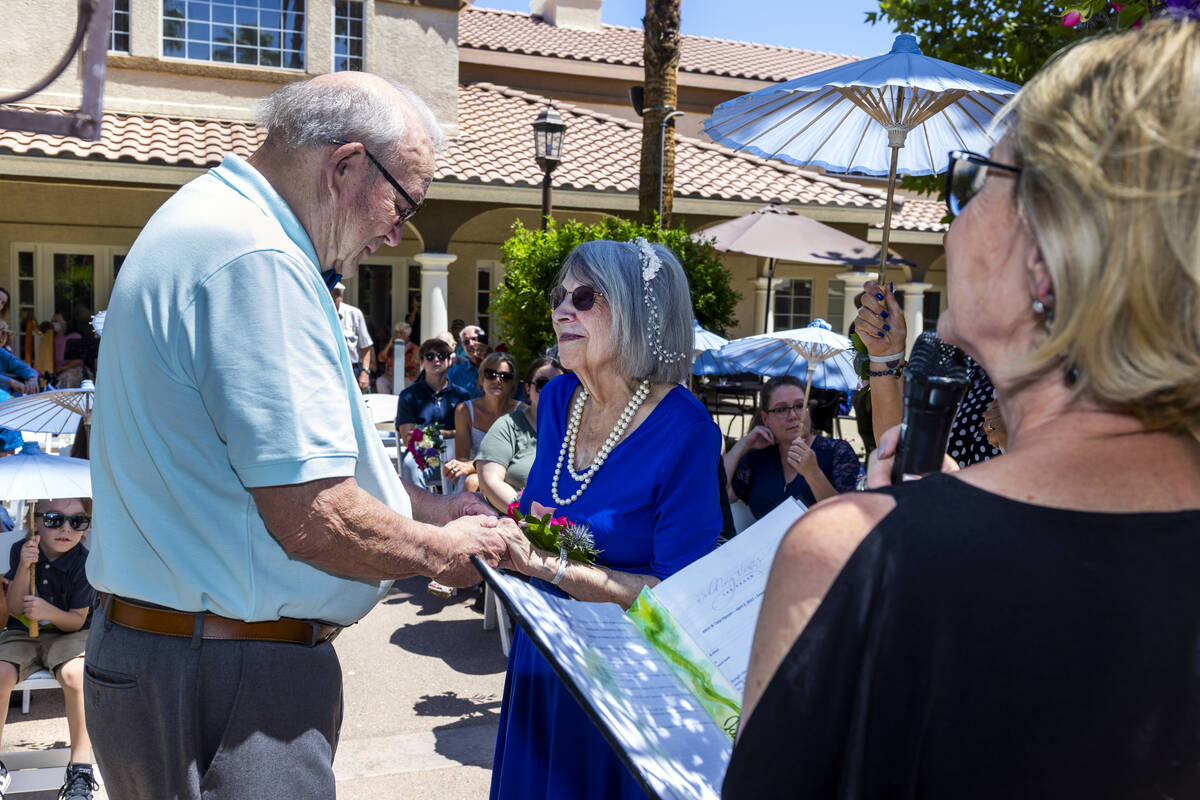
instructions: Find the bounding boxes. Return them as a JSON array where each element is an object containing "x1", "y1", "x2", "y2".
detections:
[{"x1": 532, "y1": 103, "x2": 567, "y2": 230}]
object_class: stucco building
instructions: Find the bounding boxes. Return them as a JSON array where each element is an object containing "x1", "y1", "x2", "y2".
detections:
[{"x1": 0, "y1": 0, "x2": 948, "y2": 363}]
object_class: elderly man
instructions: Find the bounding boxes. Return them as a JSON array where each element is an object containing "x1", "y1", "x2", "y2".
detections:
[
  {"x1": 86, "y1": 73, "x2": 509, "y2": 800},
  {"x1": 446, "y1": 325, "x2": 489, "y2": 398},
  {"x1": 331, "y1": 281, "x2": 374, "y2": 391}
]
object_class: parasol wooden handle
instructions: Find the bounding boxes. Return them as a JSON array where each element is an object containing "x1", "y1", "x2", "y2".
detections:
[{"x1": 24, "y1": 506, "x2": 37, "y2": 638}]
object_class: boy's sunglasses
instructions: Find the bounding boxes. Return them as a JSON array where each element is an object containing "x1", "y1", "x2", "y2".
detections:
[
  {"x1": 945, "y1": 150, "x2": 1022, "y2": 217},
  {"x1": 35, "y1": 512, "x2": 91, "y2": 532},
  {"x1": 549, "y1": 285, "x2": 603, "y2": 312},
  {"x1": 423, "y1": 352, "x2": 451, "y2": 362},
  {"x1": 483, "y1": 369, "x2": 514, "y2": 382}
]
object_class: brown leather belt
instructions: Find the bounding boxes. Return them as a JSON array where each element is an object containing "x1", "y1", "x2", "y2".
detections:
[{"x1": 99, "y1": 593, "x2": 341, "y2": 647}]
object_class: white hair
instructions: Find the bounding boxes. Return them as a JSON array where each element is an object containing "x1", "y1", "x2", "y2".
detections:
[{"x1": 256, "y1": 77, "x2": 446, "y2": 162}]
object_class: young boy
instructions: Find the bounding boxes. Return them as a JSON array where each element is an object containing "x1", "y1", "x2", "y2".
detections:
[{"x1": 0, "y1": 497, "x2": 97, "y2": 799}]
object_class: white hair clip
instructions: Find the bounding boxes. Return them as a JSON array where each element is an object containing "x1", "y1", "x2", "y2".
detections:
[{"x1": 633, "y1": 237, "x2": 689, "y2": 364}]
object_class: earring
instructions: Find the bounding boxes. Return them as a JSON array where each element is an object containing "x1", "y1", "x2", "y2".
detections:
[{"x1": 1032, "y1": 298, "x2": 1054, "y2": 326}]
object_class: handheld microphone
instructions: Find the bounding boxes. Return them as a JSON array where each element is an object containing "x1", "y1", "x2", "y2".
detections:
[{"x1": 891, "y1": 332, "x2": 970, "y2": 484}]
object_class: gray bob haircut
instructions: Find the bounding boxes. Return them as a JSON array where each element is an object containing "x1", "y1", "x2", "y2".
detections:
[
  {"x1": 256, "y1": 77, "x2": 447, "y2": 161},
  {"x1": 556, "y1": 240, "x2": 694, "y2": 385}
]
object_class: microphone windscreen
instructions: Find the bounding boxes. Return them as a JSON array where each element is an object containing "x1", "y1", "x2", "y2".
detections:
[{"x1": 905, "y1": 331, "x2": 969, "y2": 385}]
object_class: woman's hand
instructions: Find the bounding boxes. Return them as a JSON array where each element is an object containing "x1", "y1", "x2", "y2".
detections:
[
  {"x1": 497, "y1": 519, "x2": 553, "y2": 578},
  {"x1": 855, "y1": 280, "x2": 907, "y2": 358},
  {"x1": 741, "y1": 426, "x2": 776, "y2": 450},
  {"x1": 443, "y1": 458, "x2": 476, "y2": 481},
  {"x1": 786, "y1": 437, "x2": 818, "y2": 476},
  {"x1": 866, "y1": 425, "x2": 959, "y2": 489}
]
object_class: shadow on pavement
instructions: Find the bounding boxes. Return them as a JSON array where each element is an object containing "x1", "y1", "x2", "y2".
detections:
[
  {"x1": 385, "y1": 577, "x2": 483, "y2": 617},
  {"x1": 388, "y1": 617, "x2": 508, "y2": 676}
]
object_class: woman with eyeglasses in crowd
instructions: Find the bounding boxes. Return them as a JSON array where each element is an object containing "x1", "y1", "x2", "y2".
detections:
[
  {"x1": 394, "y1": 337, "x2": 470, "y2": 490},
  {"x1": 722, "y1": 375, "x2": 860, "y2": 520},
  {"x1": 475, "y1": 356, "x2": 564, "y2": 511},
  {"x1": 724, "y1": 21, "x2": 1200, "y2": 798},
  {"x1": 442, "y1": 352, "x2": 524, "y2": 493}
]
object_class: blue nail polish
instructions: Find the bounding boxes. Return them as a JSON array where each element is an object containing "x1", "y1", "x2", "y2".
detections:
[
  {"x1": 875, "y1": 293, "x2": 885, "y2": 301},
  {"x1": 877, "y1": 332, "x2": 885, "y2": 338},
  {"x1": 888, "y1": 281, "x2": 894, "y2": 293},
  {"x1": 880, "y1": 310, "x2": 888, "y2": 318},
  {"x1": 883, "y1": 324, "x2": 891, "y2": 331}
]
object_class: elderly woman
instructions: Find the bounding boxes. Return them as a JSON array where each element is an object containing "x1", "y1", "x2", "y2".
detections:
[
  {"x1": 442, "y1": 351, "x2": 523, "y2": 492},
  {"x1": 490, "y1": 240, "x2": 724, "y2": 799},
  {"x1": 475, "y1": 356, "x2": 564, "y2": 511},
  {"x1": 723, "y1": 375, "x2": 860, "y2": 518},
  {"x1": 724, "y1": 22, "x2": 1200, "y2": 798}
]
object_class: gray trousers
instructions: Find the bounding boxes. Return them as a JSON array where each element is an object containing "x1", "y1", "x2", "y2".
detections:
[{"x1": 84, "y1": 610, "x2": 343, "y2": 800}]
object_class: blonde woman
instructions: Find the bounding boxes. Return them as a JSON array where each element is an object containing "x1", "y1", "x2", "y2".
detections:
[
  {"x1": 726, "y1": 21, "x2": 1200, "y2": 798},
  {"x1": 442, "y1": 352, "x2": 523, "y2": 493}
]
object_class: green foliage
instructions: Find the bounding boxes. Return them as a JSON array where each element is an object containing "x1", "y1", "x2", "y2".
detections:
[{"x1": 491, "y1": 216, "x2": 741, "y2": 369}]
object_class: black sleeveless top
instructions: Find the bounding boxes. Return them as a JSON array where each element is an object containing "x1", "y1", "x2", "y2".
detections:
[{"x1": 723, "y1": 473, "x2": 1200, "y2": 799}]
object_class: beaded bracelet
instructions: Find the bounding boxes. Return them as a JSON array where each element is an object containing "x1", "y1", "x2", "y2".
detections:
[{"x1": 866, "y1": 363, "x2": 904, "y2": 378}]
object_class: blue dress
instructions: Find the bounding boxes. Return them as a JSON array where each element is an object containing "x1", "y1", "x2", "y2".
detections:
[{"x1": 490, "y1": 373, "x2": 723, "y2": 800}]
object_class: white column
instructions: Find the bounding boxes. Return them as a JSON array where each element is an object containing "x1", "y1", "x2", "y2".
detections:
[
  {"x1": 753, "y1": 277, "x2": 770, "y2": 335},
  {"x1": 895, "y1": 281, "x2": 932, "y2": 357},
  {"x1": 415, "y1": 252, "x2": 456, "y2": 342},
  {"x1": 836, "y1": 271, "x2": 872, "y2": 335}
]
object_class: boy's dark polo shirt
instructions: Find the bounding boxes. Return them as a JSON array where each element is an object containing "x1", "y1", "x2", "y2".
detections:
[
  {"x1": 5, "y1": 539, "x2": 95, "y2": 632},
  {"x1": 395, "y1": 379, "x2": 469, "y2": 430}
]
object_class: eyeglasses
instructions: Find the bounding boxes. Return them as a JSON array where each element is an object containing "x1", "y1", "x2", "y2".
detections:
[
  {"x1": 483, "y1": 369, "x2": 514, "y2": 382},
  {"x1": 35, "y1": 512, "x2": 91, "y2": 532},
  {"x1": 549, "y1": 285, "x2": 603, "y2": 312},
  {"x1": 945, "y1": 150, "x2": 1022, "y2": 217},
  {"x1": 532, "y1": 377, "x2": 553, "y2": 392},
  {"x1": 328, "y1": 139, "x2": 422, "y2": 224},
  {"x1": 423, "y1": 352, "x2": 451, "y2": 362},
  {"x1": 765, "y1": 403, "x2": 807, "y2": 418}
]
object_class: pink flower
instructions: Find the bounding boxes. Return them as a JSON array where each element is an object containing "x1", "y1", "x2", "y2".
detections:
[
  {"x1": 1062, "y1": 9, "x2": 1082, "y2": 25},
  {"x1": 507, "y1": 500, "x2": 521, "y2": 520},
  {"x1": 551, "y1": 516, "x2": 569, "y2": 528},
  {"x1": 1109, "y1": 2, "x2": 1124, "y2": 9}
]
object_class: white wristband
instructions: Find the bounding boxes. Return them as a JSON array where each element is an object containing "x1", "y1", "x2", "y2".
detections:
[
  {"x1": 868, "y1": 351, "x2": 905, "y2": 363},
  {"x1": 550, "y1": 548, "x2": 569, "y2": 586}
]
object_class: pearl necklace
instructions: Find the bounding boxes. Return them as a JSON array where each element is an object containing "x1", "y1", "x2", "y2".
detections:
[{"x1": 551, "y1": 380, "x2": 652, "y2": 506}]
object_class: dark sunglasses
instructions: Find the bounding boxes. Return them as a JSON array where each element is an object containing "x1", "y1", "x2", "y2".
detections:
[
  {"x1": 423, "y1": 352, "x2": 451, "y2": 362},
  {"x1": 549, "y1": 284, "x2": 603, "y2": 312},
  {"x1": 35, "y1": 512, "x2": 91, "y2": 532},
  {"x1": 532, "y1": 377, "x2": 553, "y2": 392},
  {"x1": 483, "y1": 369, "x2": 514, "y2": 382},
  {"x1": 328, "y1": 139, "x2": 422, "y2": 224},
  {"x1": 945, "y1": 150, "x2": 1022, "y2": 217}
]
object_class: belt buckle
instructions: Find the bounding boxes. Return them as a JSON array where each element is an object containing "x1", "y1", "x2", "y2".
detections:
[{"x1": 310, "y1": 623, "x2": 342, "y2": 646}]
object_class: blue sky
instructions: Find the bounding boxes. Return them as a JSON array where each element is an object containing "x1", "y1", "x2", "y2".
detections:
[{"x1": 471, "y1": 0, "x2": 901, "y2": 58}]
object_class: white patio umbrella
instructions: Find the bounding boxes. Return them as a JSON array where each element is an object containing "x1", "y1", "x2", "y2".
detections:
[
  {"x1": 719, "y1": 320, "x2": 856, "y2": 408},
  {"x1": 704, "y1": 34, "x2": 1020, "y2": 284},
  {"x1": 0, "y1": 380, "x2": 94, "y2": 435}
]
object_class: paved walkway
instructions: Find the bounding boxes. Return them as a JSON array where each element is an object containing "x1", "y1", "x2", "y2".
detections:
[{"x1": 2, "y1": 578, "x2": 510, "y2": 799}]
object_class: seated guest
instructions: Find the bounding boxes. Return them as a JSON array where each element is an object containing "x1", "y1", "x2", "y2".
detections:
[
  {"x1": 491, "y1": 239, "x2": 723, "y2": 799},
  {"x1": 443, "y1": 352, "x2": 524, "y2": 493},
  {"x1": 722, "y1": 376, "x2": 860, "y2": 518},
  {"x1": 725, "y1": 21, "x2": 1200, "y2": 798},
  {"x1": 475, "y1": 356, "x2": 564, "y2": 511},
  {"x1": 447, "y1": 325, "x2": 488, "y2": 398},
  {"x1": 395, "y1": 338, "x2": 468, "y2": 489}
]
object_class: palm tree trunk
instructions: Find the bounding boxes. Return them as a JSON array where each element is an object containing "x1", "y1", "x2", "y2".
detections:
[{"x1": 639, "y1": 0, "x2": 681, "y2": 228}]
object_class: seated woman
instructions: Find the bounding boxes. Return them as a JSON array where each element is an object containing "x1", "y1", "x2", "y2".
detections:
[
  {"x1": 395, "y1": 338, "x2": 469, "y2": 490},
  {"x1": 443, "y1": 352, "x2": 523, "y2": 493},
  {"x1": 725, "y1": 21, "x2": 1200, "y2": 798},
  {"x1": 722, "y1": 376, "x2": 860, "y2": 518},
  {"x1": 475, "y1": 356, "x2": 564, "y2": 511}
]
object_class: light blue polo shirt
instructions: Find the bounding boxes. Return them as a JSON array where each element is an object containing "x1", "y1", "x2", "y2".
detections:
[{"x1": 89, "y1": 154, "x2": 411, "y2": 626}]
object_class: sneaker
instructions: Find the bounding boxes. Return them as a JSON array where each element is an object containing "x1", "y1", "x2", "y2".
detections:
[
  {"x1": 427, "y1": 579, "x2": 456, "y2": 598},
  {"x1": 58, "y1": 762, "x2": 97, "y2": 800},
  {"x1": 0, "y1": 758, "x2": 10, "y2": 797}
]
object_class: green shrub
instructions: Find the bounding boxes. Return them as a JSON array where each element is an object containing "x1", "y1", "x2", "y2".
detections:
[{"x1": 492, "y1": 217, "x2": 740, "y2": 369}]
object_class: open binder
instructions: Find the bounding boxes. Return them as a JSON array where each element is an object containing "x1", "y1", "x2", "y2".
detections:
[{"x1": 474, "y1": 497, "x2": 806, "y2": 800}]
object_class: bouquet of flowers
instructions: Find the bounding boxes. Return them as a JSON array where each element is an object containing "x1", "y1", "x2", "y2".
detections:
[
  {"x1": 406, "y1": 424, "x2": 445, "y2": 470},
  {"x1": 507, "y1": 498, "x2": 601, "y2": 565}
]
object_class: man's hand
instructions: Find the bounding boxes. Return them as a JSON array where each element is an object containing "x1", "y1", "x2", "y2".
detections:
[
  {"x1": 10, "y1": 376, "x2": 38, "y2": 395},
  {"x1": 452, "y1": 491, "x2": 499, "y2": 519},
  {"x1": 357, "y1": 370, "x2": 370, "y2": 392},
  {"x1": 432, "y1": 514, "x2": 511, "y2": 587}
]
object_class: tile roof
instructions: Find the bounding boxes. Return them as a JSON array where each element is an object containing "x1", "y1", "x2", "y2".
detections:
[
  {"x1": 0, "y1": 83, "x2": 891, "y2": 211},
  {"x1": 871, "y1": 197, "x2": 950, "y2": 233},
  {"x1": 460, "y1": 7, "x2": 858, "y2": 82}
]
